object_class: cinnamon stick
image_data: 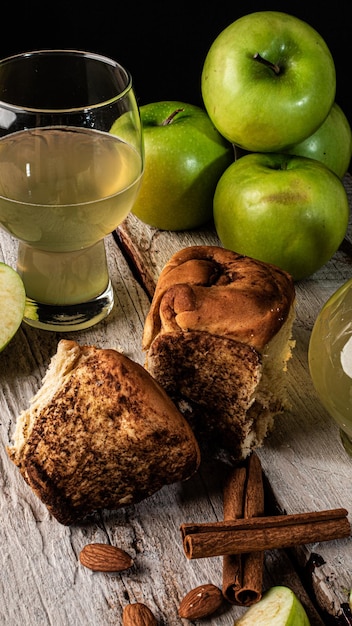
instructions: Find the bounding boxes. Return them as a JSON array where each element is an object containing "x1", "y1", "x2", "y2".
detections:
[
  {"x1": 180, "y1": 507, "x2": 350, "y2": 560},
  {"x1": 222, "y1": 466, "x2": 246, "y2": 605},
  {"x1": 222, "y1": 452, "x2": 264, "y2": 606}
]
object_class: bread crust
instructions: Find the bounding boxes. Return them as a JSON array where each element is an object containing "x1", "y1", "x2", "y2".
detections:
[
  {"x1": 143, "y1": 245, "x2": 295, "y2": 352},
  {"x1": 7, "y1": 340, "x2": 200, "y2": 525}
]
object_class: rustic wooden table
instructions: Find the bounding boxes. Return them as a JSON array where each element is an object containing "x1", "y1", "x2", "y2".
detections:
[{"x1": 1, "y1": 176, "x2": 352, "y2": 626}]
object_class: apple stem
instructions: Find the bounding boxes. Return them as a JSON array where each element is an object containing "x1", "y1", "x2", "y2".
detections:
[
  {"x1": 162, "y1": 108, "x2": 185, "y2": 125},
  {"x1": 253, "y1": 53, "x2": 280, "y2": 75}
]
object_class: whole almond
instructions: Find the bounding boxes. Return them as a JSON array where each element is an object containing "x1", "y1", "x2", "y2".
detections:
[
  {"x1": 79, "y1": 543, "x2": 133, "y2": 572},
  {"x1": 122, "y1": 602, "x2": 157, "y2": 626},
  {"x1": 178, "y1": 583, "x2": 223, "y2": 619}
]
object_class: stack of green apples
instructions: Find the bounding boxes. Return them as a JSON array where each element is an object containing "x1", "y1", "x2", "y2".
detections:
[
  {"x1": 132, "y1": 11, "x2": 351, "y2": 282},
  {"x1": 201, "y1": 10, "x2": 351, "y2": 280}
]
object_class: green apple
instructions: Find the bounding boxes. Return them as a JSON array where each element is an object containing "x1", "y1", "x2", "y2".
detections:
[
  {"x1": 285, "y1": 102, "x2": 352, "y2": 179},
  {"x1": 129, "y1": 101, "x2": 233, "y2": 231},
  {"x1": 201, "y1": 11, "x2": 336, "y2": 152},
  {"x1": 213, "y1": 152, "x2": 349, "y2": 281},
  {"x1": 234, "y1": 586, "x2": 311, "y2": 625},
  {"x1": 0, "y1": 262, "x2": 25, "y2": 352}
]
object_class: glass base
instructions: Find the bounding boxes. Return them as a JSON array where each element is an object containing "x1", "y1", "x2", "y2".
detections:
[
  {"x1": 22, "y1": 280, "x2": 114, "y2": 332},
  {"x1": 340, "y1": 429, "x2": 352, "y2": 457}
]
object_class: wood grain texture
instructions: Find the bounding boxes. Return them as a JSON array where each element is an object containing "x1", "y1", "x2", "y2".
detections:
[{"x1": 2, "y1": 172, "x2": 352, "y2": 624}]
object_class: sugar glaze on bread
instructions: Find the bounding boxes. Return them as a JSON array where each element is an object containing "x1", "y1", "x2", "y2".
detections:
[
  {"x1": 143, "y1": 246, "x2": 296, "y2": 460},
  {"x1": 7, "y1": 340, "x2": 200, "y2": 525}
]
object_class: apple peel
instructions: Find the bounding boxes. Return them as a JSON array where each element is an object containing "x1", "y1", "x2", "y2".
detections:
[
  {"x1": 0, "y1": 262, "x2": 26, "y2": 352},
  {"x1": 234, "y1": 586, "x2": 311, "y2": 625}
]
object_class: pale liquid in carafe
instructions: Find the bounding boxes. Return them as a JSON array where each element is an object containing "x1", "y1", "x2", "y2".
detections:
[{"x1": 309, "y1": 278, "x2": 352, "y2": 453}]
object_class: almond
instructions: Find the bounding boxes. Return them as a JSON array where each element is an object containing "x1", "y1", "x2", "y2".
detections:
[
  {"x1": 178, "y1": 583, "x2": 224, "y2": 619},
  {"x1": 122, "y1": 602, "x2": 157, "y2": 626},
  {"x1": 79, "y1": 543, "x2": 133, "y2": 572}
]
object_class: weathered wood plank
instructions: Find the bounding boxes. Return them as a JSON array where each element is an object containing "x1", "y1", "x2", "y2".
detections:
[{"x1": 0, "y1": 232, "x2": 326, "y2": 624}]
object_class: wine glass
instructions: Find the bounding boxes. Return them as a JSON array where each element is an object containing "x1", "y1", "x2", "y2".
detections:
[
  {"x1": 308, "y1": 278, "x2": 352, "y2": 456},
  {"x1": 0, "y1": 49, "x2": 144, "y2": 331}
]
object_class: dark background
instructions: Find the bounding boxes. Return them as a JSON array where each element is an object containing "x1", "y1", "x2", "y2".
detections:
[{"x1": 1, "y1": 3, "x2": 350, "y2": 127}]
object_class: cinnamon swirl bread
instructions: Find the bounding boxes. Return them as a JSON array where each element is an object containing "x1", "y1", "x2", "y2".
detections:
[{"x1": 143, "y1": 246, "x2": 296, "y2": 460}]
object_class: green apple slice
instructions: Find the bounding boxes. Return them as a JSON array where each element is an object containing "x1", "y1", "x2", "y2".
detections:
[
  {"x1": 234, "y1": 586, "x2": 311, "y2": 626},
  {"x1": 0, "y1": 262, "x2": 26, "y2": 352}
]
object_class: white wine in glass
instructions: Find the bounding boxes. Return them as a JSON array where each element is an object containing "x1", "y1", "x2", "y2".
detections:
[{"x1": 0, "y1": 50, "x2": 144, "y2": 330}]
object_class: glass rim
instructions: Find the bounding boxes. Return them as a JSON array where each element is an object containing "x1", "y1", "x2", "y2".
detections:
[{"x1": 0, "y1": 48, "x2": 133, "y2": 114}]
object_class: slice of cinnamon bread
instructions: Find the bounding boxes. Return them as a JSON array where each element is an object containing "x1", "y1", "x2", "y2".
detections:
[{"x1": 7, "y1": 340, "x2": 200, "y2": 525}]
